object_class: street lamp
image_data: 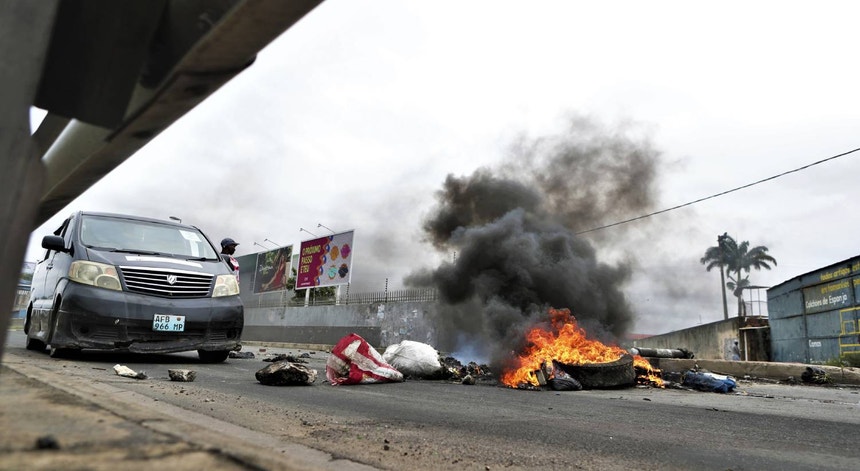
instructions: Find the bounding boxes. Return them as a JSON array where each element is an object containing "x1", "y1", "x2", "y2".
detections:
[
  {"x1": 299, "y1": 228, "x2": 318, "y2": 238},
  {"x1": 263, "y1": 238, "x2": 281, "y2": 247},
  {"x1": 317, "y1": 223, "x2": 336, "y2": 235},
  {"x1": 253, "y1": 242, "x2": 269, "y2": 250},
  {"x1": 169, "y1": 216, "x2": 182, "y2": 223}
]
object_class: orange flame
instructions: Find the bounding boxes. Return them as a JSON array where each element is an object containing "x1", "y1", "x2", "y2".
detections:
[
  {"x1": 633, "y1": 355, "x2": 664, "y2": 387},
  {"x1": 500, "y1": 307, "x2": 663, "y2": 388}
]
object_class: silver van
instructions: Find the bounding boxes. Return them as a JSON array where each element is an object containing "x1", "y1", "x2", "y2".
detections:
[{"x1": 26, "y1": 211, "x2": 243, "y2": 362}]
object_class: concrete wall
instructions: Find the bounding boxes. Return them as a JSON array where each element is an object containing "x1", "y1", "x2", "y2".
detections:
[
  {"x1": 243, "y1": 301, "x2": 438, "y2": 349},
  {"x1": 631, "y1": 317, "x2": 770, "y2": 361},
  {"x1": 243, "y1": 301, "x2": 774, "y2": 361}
]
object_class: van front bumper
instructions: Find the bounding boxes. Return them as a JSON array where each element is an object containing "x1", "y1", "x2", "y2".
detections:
[{"x1": 50, "y1": 282, "x2": 243, "y2": 354}]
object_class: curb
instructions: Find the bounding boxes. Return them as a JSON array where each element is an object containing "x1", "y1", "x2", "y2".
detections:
[
  {"x1": 241, "y1": 340, "x2": 331, "y2": 352},
  {"x1": 1, "y1": 352, "x2": 376, "y2": 471}
]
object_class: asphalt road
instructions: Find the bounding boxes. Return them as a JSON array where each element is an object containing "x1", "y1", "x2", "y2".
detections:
[{"x1": 4, "y1": 330, "x2": 860, "y2": 470}]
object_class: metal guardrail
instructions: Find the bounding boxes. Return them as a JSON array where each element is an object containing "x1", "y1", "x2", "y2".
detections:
[
  {"x1": 341, "y1": 288, "x2": 438, "y2": 305},
  {"x1": 248, "y1": 288, "x2": 439, "y2": 308},
  {"x1": 11, "y1": 285, "x2": 438, "y2": 312},
  {"x1": 12, "y1": 288, "x2": 29, "y2": 311}
]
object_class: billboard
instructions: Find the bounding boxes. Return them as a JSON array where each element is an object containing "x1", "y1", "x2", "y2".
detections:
[
  {"x1": 296, "y1": 230, "x2": 354, "y2": 289},
  {"x1": 253, "y1": 245, "x2": 292, "y2": 294}
]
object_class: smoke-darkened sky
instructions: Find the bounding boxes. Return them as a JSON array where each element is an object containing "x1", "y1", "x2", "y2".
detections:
[
  {"x1": 403, "y1": 117, "x2": 662, "y2": 359},
  {"x1": 28, "y1": 0, "x2": 860, "y2": 335}
]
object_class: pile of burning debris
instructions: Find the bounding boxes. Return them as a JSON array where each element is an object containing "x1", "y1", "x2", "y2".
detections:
[
  {"x1": 499, "y1": 308, "x2": 664, "y2": 391},
  {"x1": 432, "y1": 356, "x2": 495, "y2": 385},
  {"x1": 252, "y1": 307, "x2": 668, "y2": 390},
  {"x1": 506, "y1": 354, "x2": 662, "y2": 391}
]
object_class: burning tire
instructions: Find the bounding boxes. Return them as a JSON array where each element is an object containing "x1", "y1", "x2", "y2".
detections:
[{"x1": 555, "y1": 354, "x2": 635, "y2": 389}]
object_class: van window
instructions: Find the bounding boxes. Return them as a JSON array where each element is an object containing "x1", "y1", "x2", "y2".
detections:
[{"x1": 79, "y1": 215, "x2": 218, "y2": 259}]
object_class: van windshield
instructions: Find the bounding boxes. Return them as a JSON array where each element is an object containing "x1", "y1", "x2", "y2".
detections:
[{"x1": 79, "y1": 215, "x2": 219, "y2": 260}]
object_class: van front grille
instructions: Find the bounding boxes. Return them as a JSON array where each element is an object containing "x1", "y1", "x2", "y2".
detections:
[{"x1": 119, "y1": 266, "x2": 213, "y2": 298}]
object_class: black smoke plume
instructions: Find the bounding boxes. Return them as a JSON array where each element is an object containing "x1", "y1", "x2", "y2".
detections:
[{"x1": 405, "y1": 116, "x2": 661, "y2": 365}]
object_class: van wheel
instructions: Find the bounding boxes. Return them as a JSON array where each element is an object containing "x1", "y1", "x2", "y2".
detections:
[
  {"x1": 198, "y1": 350, "x2": 229, "y2": 363},
  {"x1": 24, "y1": 310, "x2": 47, "y2": 352},
  {"x1": 49, "y1": 347, "x2": 79, "y2": 359},
  {"x1": 26, "y1": 336, "x2": 47, "y2": 352}
]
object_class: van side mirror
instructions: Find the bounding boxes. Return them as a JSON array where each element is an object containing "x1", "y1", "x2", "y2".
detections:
[{"x1": 42, "y1": 235, "x2": 68, "y2": 253}]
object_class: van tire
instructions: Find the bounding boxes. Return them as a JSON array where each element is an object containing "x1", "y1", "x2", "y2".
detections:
[
  {"x1": 26, "y1": 336, "x2": 47, "y2": 352},
  {"x1": 24, "y1": 309, "x2": 47, "y2": 352},
  {"x1": 198, "y1": 350, "x2": 229, "y2": 363},
  {"x1": 49, "y1": 347, "x2": 79, "y2": 359}
]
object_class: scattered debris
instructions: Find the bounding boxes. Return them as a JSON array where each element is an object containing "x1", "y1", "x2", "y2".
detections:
[
  {"x1": 382, "y1": 340, "x2": 443, "y2": 378},
  {"x1": 113, "y1": 364, "x2": 147, "y2": 380},
  {"x1": 256, "y1": 361, "x2": 317, "y2": 386},
  {"x1": 435, "y1": 356, "x2": 494, "y2": 384},
  {"x1": 633, "y1": 358, "x2": 665, "y2": 388},
  {"x1": 35, "y1": 435, "x2": 60, "y2": 450},
  {"x1": 264, "y1": 353, "x2": 307, "y2": 364},
  {"x1": 326, "y1": 333, "x2": 403, "y2": 385},
  {"x1": 229, "y1": 351, "x2": 255, "y2": 359},
  {"x1": 168, "y1": 369, "x2": 197, "y2": 382},
  {"x1": 681, "y1": 370, "x2": 737, "y2": 393},
  {"x1": 628, "y1": 347, "x2": 695, "y2": 359},
  {"x1": 801, "y1": 366, "x2": 830, "y2": 384},
  {"x1": 660, "y1": 371, "x2": 684, "y2": 388},
  {"x1": 547, "y1": 361, "x2": 582, "y2": 391},
  {"x1": 461, "y1": 374, "x2": 476, "y2": 385}
]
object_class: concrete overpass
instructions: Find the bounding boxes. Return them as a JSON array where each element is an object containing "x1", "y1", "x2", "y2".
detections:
[{"x1": 0, "y1": 0, "x2": 325, "y2": 356}]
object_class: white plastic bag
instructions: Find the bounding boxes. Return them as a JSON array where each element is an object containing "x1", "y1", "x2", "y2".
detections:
[{"x1": 383, "y1": 340, "x2": 442, "y2": 378}]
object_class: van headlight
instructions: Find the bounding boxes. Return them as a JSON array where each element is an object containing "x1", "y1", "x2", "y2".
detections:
[
  {"x1": 213, "y1": 275, "x2": 240, "y2": 297},
  {"x1": 69, "y1": 261, "x2": 122, "y2": 291}
]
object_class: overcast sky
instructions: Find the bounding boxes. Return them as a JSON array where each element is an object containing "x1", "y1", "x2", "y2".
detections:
[{"x1": 27, "y1": 1, "x2": 860, "y2": 335}]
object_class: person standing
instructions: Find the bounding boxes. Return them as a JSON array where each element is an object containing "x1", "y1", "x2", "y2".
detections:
[{"x1": 220, "y1": 238, "x2": 240, "y2": 280}]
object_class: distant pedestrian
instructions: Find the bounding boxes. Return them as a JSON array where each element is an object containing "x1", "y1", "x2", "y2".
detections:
[
  {"x1": 221, "y1": 238, "x2": 240, "y2": 280},
  {"x1": 731, "y1": 341, "x2": 741, "y2": 361}
]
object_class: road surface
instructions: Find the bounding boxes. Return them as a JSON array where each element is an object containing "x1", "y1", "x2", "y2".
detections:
[{"x1": 3, "y1": 330, "x2": 860, "y2": 470}]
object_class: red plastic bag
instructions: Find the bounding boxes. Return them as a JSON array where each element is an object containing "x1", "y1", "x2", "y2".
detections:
[{"x1": 326, "y1": 333, "x2": 404, "y2": 385}]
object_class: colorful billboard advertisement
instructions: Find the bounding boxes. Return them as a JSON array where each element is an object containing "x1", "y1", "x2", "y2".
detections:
[
  {"x1": 296, "y1": 230, "x2": 354, "y2": 289},
  {"x1": 254, "y1": 245, "x2": 292, "y2": 294}
]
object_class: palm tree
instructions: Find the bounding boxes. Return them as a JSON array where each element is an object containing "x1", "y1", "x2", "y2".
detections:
[{"x1": 700, "y1": 234, "x2": 777, "y2": 317}]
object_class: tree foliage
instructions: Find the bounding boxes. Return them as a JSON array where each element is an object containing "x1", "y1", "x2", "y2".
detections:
[
  {"x1": 286, "y1": 268, "x2": 336, "y2": 301},
  {"x1": 700, "y1": 233, "x2": 777, "y2": 316}
]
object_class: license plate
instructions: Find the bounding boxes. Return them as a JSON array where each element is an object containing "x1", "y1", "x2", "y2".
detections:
[{"x1": 153, "y1": 314, "x2": 185, "y2": 332}]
